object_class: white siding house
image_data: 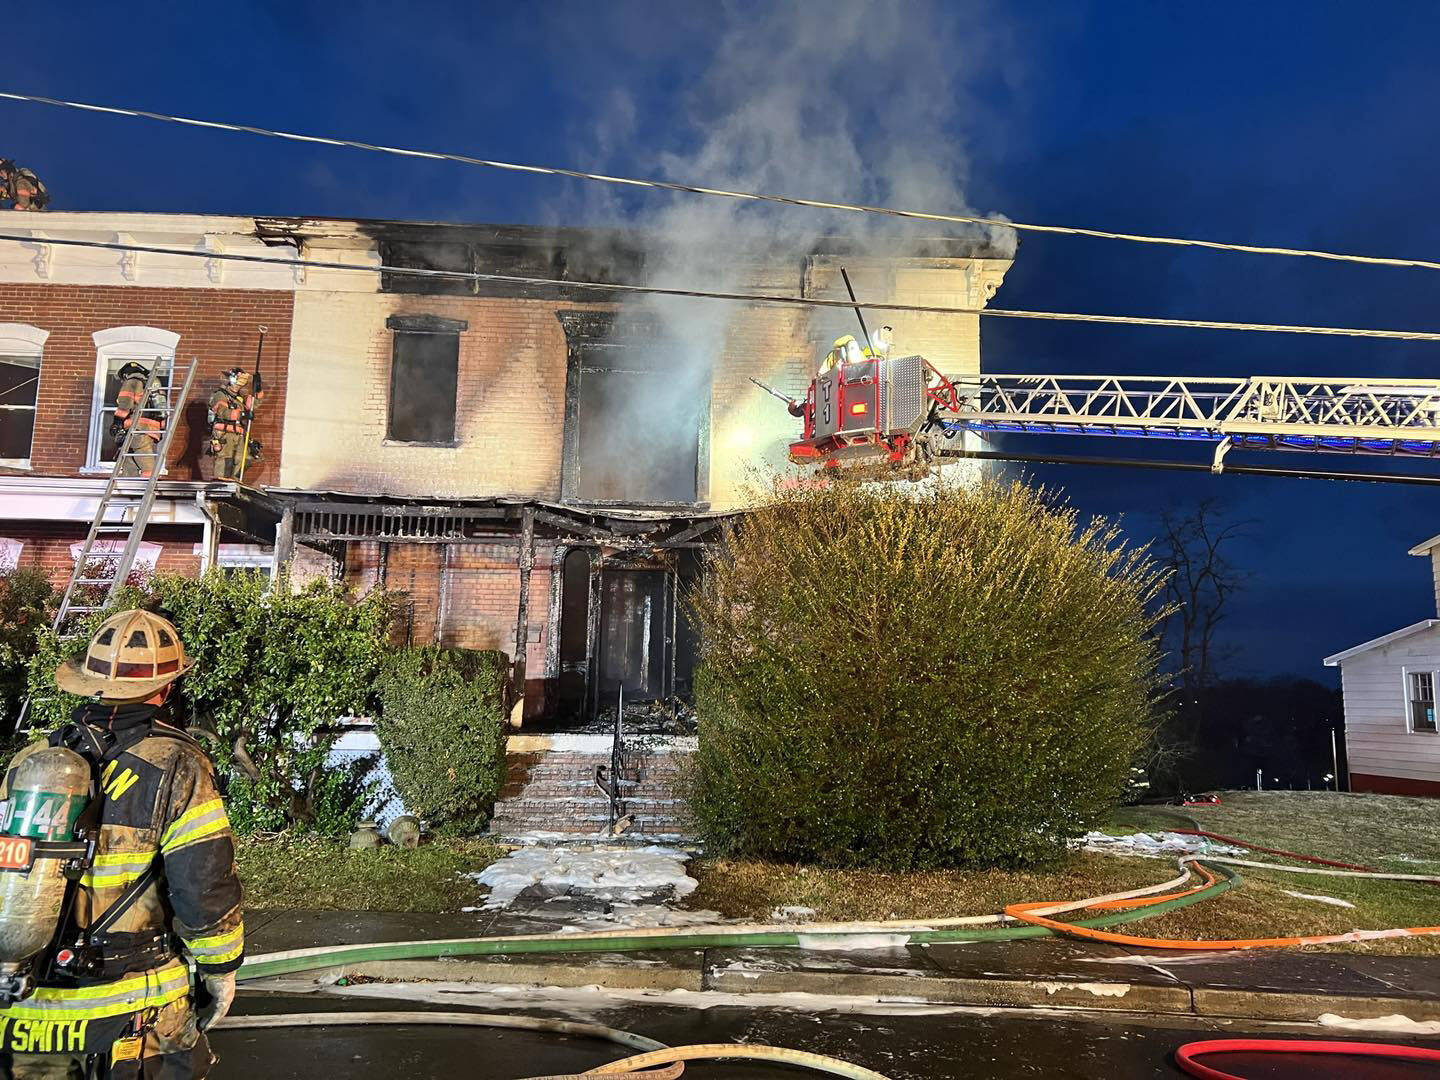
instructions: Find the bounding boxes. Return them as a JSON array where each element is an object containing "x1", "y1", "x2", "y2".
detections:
[{"x1": 1323, "y1": 532, "x2": 1440, "y2": 797}]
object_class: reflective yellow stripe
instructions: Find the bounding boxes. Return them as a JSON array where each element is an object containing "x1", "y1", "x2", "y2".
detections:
[
  {"x1": 93, "y1": 851, "x2": 157, "y2": 867},
  {"x1": 159, "y1": 799, "x2": 227, "y2": 854},
  {"x1": 81, "y1": 868, "x2": 149, "y2": 889},
  {"x1": 0, "y1": 961, "x2": 189, "y2": 1021},
  {"x1": 84, "y1": 850, "x2": 157, "y2": 889},
  {"x1": 185, "y1": 922, "x2": 244, "y2": 964}
]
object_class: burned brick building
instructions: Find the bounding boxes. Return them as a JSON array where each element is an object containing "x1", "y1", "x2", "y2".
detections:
[{"x1": 0, "y1": 209, "x2": 1011, "y2": 833}]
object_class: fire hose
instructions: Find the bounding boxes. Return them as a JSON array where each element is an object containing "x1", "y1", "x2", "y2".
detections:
[{"x1": 1174, "y1": 1038, "x2": 1440, "y2": 1079}]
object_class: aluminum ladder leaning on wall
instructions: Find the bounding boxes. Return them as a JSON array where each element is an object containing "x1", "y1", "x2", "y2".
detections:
[
  {"x1": 15, "y1": 357, "x2": 198, "y2": 732},
  {"x1": 51, "y1": 357, "x2": 200, "y2": 628}
]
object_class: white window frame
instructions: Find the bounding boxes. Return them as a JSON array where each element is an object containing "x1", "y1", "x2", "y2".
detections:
[
  {"x1": 85, "y1": 326, "x2": 180, "y2": 473},
  {"x1": 192, "y1": 542, "x2": 274, "y2": 580},
  {"x1": 0, "y1": 323, "x2": 49, "y2": 469},
  {"x1": 1401, "y1": 666, "x2": 1439, "y2": 735}
]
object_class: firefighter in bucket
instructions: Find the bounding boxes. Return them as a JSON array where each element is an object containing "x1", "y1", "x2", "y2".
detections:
[{"x1": 0, "y1": 611, "x2": 243, "y2": 1078}]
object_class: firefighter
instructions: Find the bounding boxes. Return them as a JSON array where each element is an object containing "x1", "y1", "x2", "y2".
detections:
[
  {"x1": 109, "y1": 364, "x2": 165, "y2": 477},
  {"x1": 0, "y1": 161, "x2": 49, "y2": 211},
  {"x1": 0, "y1": 610, "x2": 243, "y2": 1078},
  {"x1": 818, "y1": 334, "x2": 868, "y2": 375},
  {"x1": 202, "y1": 368, "x2": 263, "y2": 482}
]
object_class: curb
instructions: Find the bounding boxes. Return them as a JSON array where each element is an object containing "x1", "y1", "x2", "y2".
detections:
[{"x1": 267, "y1": 954, "x2": 1440, "y2": 1026}]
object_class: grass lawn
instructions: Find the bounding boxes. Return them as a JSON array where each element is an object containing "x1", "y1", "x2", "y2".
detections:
[
  {"x1": 689, "y1": 851, "x2": 1171, "y2": 922},
  {"x1": 1150, "y1": 789, "x2": 1440, "y2": 873},
  {"x1": 237, "y1": 834, "x2": 507, "y2": 913},
  {"x1": 688, "y1": 792, "x2": 1440, "y2": 954}
]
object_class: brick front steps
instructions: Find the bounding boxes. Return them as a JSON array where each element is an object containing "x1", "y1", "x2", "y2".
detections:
[{"x1": 488, "y1": 735, "x2": 698, "y2": 843}]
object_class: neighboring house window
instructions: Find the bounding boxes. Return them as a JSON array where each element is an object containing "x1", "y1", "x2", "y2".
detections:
[
  {"x1": 87, "y1": 327, "x2": 180, "y2": 470},
  {"x1": 69, "y1": 540, "x2": 163, "y2": 576},
  {"x1": 1409, "y1": 670, "x2": 1438, "y2": 734},
  {"x1": 385, "y1": 315, "x2": 465, "y2": 445},
  {"x1": 0, "y1": 324, "x2": 48, "y2": 467}
]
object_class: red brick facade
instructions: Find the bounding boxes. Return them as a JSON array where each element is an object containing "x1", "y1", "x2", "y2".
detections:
[
  {"x1": 4, "y1": 521, "x2": 203, "y2": 585},
  {"x1": 0, "y1": 283, "x2": 292, "y2": 485}
]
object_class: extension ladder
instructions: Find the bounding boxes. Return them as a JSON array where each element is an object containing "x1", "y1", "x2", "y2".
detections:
[{"x1": 51, "y1": 357, "x2": 200, "y2": 630}]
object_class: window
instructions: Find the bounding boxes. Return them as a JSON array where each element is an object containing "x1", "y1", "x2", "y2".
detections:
[
  {"x1": 87, "y1": 327, "x2": 179, "y2": 470},
  {"x1": 1409, "y1": 670, "x2": 1438, "y2": 734},
  {"x1": 386, "y1": 315, "x2": 465, "y2": 445},
  {"x1": 0, "y1": 324, "x2": 48, "y2": 466},
  {"x1": 193, "y1": 543, "x2": 274, "y2": 580},
  {"x1": 559, "y1": 313, "x2": 708, "y2": 505}
]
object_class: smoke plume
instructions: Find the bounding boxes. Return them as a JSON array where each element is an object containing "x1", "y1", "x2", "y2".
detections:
[{"x1": 558, "y1": 0, "x2": 1016, "y2": 505}]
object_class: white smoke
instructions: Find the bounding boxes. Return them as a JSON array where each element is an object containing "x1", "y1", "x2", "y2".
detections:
[{"x1": 558, "y1": 0, "x2": 1016, "y2": 503}]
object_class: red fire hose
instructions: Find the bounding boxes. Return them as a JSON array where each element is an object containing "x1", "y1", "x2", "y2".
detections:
[{"x1": 1175, "y1": 1038, "x2": 1440, "y2": 1079}]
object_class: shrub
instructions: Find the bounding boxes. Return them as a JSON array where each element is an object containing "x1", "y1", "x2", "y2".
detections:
[
  {"x1": 375, "y1": 646, "x2": 508, "y2": 835},
  {"x1": 688, "y1": 476, "x2": 1164, "y2": 870},
  {"x1": 25, "y1": 570, "x2": 394, "y2": 837},
  {"x1": 0, "y1": 568, "x2": 55, "y2": 732}
]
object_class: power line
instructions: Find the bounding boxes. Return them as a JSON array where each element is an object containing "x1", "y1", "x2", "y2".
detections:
[
  {"x1": 3, "y1": 89, "x2": 1438, "y2": 274},
  {"x1": 4, "y1": 231, "x2": 1439, "y2": 343}
]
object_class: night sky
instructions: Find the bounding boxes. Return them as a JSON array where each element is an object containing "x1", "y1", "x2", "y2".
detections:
[{"x1": 4, "y1": 2, "x2": 1439, "y2": 680}]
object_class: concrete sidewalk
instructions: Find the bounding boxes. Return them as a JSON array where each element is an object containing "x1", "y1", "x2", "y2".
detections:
[{"x1": 244, "y1": 909, "x2": 1440, "y2": 1027}]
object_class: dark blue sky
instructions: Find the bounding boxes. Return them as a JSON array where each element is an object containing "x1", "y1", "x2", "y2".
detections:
[{"x1": 5, "y1": 2, "x2": 1440, "y2": 679}]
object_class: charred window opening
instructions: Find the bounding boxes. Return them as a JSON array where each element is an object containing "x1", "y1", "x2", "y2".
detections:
[
  {"x1": 386, "y1": 315, "x2": 466, "y2": 445},
  {"x1": 558, "y1": 312, "x2": 709, "y2": 507}
]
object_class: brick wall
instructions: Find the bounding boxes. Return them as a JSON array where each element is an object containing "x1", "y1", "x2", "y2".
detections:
[
  {"x1": 0, "y1": 283, "x2": 293, "y2": 484},
  {"x1": 3, "y1": 521, "x2": 203, "y2": 587},
  {"x1": 283, "y1": 257, "x2": 996, "y2": 509}
]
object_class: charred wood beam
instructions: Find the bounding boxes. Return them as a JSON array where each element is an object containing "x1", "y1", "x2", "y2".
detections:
[{"x1": 657, "y1": 517, "x2": 732, "y2": 547}]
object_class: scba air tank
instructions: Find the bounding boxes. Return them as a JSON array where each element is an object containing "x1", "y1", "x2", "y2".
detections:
[{"x1": 0, "y1": 747, "x2": 92, "y2": 986}]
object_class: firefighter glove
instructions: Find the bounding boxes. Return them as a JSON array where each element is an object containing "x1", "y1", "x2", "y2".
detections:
[
  {"x1": 196, "y1": 971, "x2": 236, "y2": 1031},
  {"x1": 108, "y1": 419, "x2": 125, "y2": 441}
]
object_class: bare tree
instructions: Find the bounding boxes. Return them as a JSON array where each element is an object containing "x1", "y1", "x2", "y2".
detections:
[
  {"x1": 1148, "y1": 500, "x2": 1252, "y2": 788},
  {"x1": 1156, "y1": 500, "x2": 1250, "y2": 697}
]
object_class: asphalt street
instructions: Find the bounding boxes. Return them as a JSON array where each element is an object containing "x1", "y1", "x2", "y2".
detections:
[{"x1": 212, "y1": 990, "x2": 1440, "y2": 1079}]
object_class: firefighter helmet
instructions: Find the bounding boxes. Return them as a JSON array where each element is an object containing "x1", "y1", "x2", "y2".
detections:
[
  {"x1": 115, "y1": 361, "x2": 150, "y2": 383},
  {"x1": 55, "y1": 610, "x2": 192, "y2": 703}
]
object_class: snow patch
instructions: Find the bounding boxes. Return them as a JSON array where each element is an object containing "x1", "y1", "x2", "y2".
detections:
[
  {"x1": 472, "y1": 845, "x2": 698, "y2": 909},
  {"x1": 1317, "y1": 1012, "x2": 1440, "y2": 1035},
  {"x1": 770, "y1": 906, "x2": 818, "y2": 922},
  {"x1": 1282, "y1": 890, "x2": 1356, "y2": 908},
  {"x1": 1080, "y1": 831, "x2": 1247, "y2": 859},
  {"x1": 1034, "y1": 980, "x2": 1131, "y2": 998}
]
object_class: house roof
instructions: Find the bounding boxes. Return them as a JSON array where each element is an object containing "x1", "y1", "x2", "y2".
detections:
[
  {"x1": 1323, "y1": 619, "x2": 1440, "y2": 666},
  {"x1": 1409, "y1": 532, "x2": 1440, "y2": 556}
]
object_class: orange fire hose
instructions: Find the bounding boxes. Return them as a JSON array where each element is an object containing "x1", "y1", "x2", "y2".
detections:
[{"x1": 1006, "y1": 859, "x2": 1440, "y2": 950}]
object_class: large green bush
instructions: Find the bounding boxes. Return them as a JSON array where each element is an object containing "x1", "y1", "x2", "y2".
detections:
[
  {"x1": 375, "y1": 647, "x2": 508, "y2": 835},
  {"x1": 26, "y1": 571, "x2": 393, "y2": 836},
  {"x1": 0, "y1": 568, "x2": 54, "y2": 732},
  {"x1": 688, "y1": 477, "x2": 1164, "y2": 870}
]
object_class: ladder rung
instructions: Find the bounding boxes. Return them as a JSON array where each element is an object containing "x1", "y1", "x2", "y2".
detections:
[{"x1": 72, "y1": 578, "x2": 116, "y2": 587}]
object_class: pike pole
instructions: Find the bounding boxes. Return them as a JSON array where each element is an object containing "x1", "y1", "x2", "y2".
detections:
[{"x1": 237, "y1": 325, "x2": 267, "y2": 483}]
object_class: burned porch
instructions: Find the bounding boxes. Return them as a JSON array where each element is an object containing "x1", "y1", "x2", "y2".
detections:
[{"x1": 274, "y1": 493, "x2": 733, "y2": 731}]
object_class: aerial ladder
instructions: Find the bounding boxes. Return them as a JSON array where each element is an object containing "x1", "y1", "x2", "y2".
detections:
[{"x1": 777, "y1": 359, "x2": 1440, "y2": 481}]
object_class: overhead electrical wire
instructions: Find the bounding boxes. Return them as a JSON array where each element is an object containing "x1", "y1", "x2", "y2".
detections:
[
  {"x1": 4, "y1": 89, "x2": 1440, "y2": 274},
  {"x1": 3, "y1": 231, "x2": 1439, "y2": 343}
]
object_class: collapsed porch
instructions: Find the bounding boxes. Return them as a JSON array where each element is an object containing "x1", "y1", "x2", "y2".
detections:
[{"x1": 272, "y1": 491, "x2": 736, "y2": 732}]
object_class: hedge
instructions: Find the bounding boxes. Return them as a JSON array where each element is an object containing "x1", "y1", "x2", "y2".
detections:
[
  {"x1": 375, "y1": 646, "x2": 508, "y2": 835},
  {"x1": 687, "y1": 476, "x2": 1164, "y2": 870}
]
